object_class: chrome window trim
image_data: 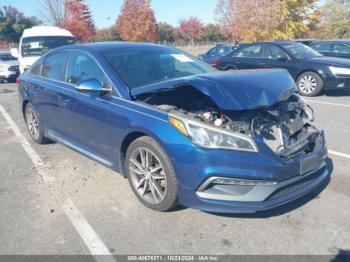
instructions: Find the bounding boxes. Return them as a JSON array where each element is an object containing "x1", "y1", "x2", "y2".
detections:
[{"x1": 25, "y1": 75, "x2": 168, "y2": 123}]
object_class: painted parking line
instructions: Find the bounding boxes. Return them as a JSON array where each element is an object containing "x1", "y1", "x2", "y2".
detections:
[
  {"x1": 329, "y1": 150, "x2": 350, "y2": 160},
  {"x1": 306, "y1": 100, "x2": 350, "y2": 108},
  {"x1": 62, "y1": 199, "x2": 112, "y2": 255},
  {"x1": 0, "y1": 104, "x2": 115, "y2": 260}
]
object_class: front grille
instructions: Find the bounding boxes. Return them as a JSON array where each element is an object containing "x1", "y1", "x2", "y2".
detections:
[
  {"x1": 267, "y1": 167, "x2": 325, "y2": 200},
  {"x1": 8, "y1": 65, "x2": 19, "y2": 72}
]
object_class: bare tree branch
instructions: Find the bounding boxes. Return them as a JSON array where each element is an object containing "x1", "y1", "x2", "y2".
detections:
[{"x1": 39, "y1": 0, "x2": 65, "y2": 27}]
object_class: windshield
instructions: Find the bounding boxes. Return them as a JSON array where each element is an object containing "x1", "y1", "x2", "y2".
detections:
[
  {"x1": 103, "y1": 47, "x2": 216, "y2": 88},
  {"x1": 0, "y1": 53, "x2": 16, "y2": 61},
  {"x1": 21, "y1": 36, "x2": 76, "y2": 57},
  {"x1": 281, "y1": 42, "x2": 322, "y2": 59}
]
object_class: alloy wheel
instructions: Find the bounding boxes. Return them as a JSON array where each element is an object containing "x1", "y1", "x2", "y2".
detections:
[
  {"x1": 298, "y1": 75, "x2": 318, "y2": 94},
  {"x1": 25, "y1": 106, "x2": 40, "y2": 140},
  {"x1": 128, "y1": 147, "x2": 167, "y2": 205}
]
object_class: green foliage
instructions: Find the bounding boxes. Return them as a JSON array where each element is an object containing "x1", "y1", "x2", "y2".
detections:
[
  {"x1": 312, "y1": 0, "x2": 350, "y2": 39},
  {"x1": 0, "y1": 6, "x2": 41, "y2": 43},
  {"x1": 202, "y1": 23, "x2": 227, "y2": 42},
  {"x1": 158, "y1": 22, "x2": 176, "y2": 43},
  {"x1": 92, "y1": 26, "x2": 122, "y2": 42}
]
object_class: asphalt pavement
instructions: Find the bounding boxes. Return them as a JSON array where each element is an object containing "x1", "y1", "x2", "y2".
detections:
[{"x1": 0, "y1": 83, "x2": 349, "y2": 257}]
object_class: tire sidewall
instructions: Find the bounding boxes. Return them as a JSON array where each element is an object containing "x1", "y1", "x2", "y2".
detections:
[
  {"x1": 24, "y1": 103, "x2": 46, "y2": 144},
  {"x1": 297, "y1": 72, "x2": 323, "y2": 97},
  {"x1": 125, "y1": 137, "x2": 178, "y2": 211}
]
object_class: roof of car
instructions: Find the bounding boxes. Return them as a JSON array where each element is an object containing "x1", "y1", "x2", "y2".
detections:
[
  {"x1": 81, "y1": 41, "x2": 169, "y2": 52},
  {"x1": 311, "y1": 40, "x2": 350, "y2": 44}
]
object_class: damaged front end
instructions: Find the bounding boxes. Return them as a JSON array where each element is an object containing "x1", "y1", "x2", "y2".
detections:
[{"x1": 134, "y1": 70, "x2": 323, "y2": 161}]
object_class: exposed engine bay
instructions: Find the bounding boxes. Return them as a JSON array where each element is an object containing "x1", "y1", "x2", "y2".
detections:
[{"x1": 137, "y1": 84, "x2": 322, "y2": 160}]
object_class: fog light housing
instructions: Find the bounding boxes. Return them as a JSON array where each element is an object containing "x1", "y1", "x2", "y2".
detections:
[
  {"x1": 337, "y1": 83, "x2": 345, "y2": 88},
  {"x1": 211, "y1": 177, "x2": 277, "y2": 186}
]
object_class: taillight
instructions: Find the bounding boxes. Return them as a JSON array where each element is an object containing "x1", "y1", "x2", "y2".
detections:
[
  {"x1": 16, "y1": 77, "x2": 21, "y2": 84},
  {"x1": 215, "y1": 58, "x2": 221, "y2": 66}
]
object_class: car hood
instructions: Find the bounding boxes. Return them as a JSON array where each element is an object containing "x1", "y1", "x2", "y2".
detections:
[
  {"x1": 131, "y1": 69, "x2": 297, "y2": 111},
  {"x1": 0, "y1": 60, "x2": 18, "y2": 67},
  {"x1": 305, "y1": 56, "x2": 350, "y2": 67}
]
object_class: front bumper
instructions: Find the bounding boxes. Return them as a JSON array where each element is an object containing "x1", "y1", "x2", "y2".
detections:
[
  {"x1": 174, "y1": 131, "x2": 329, "y2": 213},
  {"x1": 323, "y1": 76, "x2": 350, "y2": 90},
  {"x1": 0, "y1": 71, "x2": 19, "y2": 81}
]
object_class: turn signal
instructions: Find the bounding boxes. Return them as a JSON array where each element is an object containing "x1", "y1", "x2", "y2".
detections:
[{"x1": 169, "y1": 117, "x2": 188, "y2": 137}]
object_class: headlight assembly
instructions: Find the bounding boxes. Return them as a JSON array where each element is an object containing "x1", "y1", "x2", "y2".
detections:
[
  {"x1": 169, "y1": 116, "x2": 258, "y2": 153},
  {"x1": 329, "y1": 66, "x2": 350, "y2": 76}
]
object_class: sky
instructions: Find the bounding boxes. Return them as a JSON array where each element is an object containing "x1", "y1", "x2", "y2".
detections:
[{"x1": 0, "y1": 0, "x2": 218, "y2": 29}]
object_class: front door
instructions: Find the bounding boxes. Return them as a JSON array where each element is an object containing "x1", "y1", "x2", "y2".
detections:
[{"x1": 60, "y1": 51, "x2": 115, "y2": 164}]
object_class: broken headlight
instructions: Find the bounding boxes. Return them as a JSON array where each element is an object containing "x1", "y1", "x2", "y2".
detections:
[{"x1": 169, "y1": 116, "x2": 258, "y2": 153}]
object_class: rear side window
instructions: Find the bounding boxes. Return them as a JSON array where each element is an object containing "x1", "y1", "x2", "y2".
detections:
[
  {"x1": 312, "y1": 42, "x2": 332, "y2": 52},
  {"x1": 333, "y1": 44, "x2": 350, "y2": 54},
  {"x1": 234, "y1": 45, "x2": 262, "y2": 58},
  {"x1": 66, "y1": 52, "x2": 107, "y2": 86},
  {"x1": 41, "y1": 52, "x2": 68, "y2": 80}
]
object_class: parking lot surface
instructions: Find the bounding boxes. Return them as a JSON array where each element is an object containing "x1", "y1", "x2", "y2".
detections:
[{"x1": 0, "y1": 83, "x2": 349, "y2": 257}]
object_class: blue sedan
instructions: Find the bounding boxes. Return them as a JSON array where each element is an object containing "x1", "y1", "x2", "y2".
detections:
[{"x1": 18, "y1": 42, "x2": 329, "y2": 213}]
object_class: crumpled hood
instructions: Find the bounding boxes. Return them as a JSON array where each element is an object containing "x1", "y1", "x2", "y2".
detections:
[{"x1": 131, "y1": 69, "x2": 297, "y2": 110}]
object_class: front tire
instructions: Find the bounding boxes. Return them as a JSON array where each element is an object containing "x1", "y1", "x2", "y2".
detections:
[
  {"x1": 24, "y1": 103, "x2": 50, "y2": 144},
  {"x1": 125, "y1": 136, "x2": 178, "y2": 211},
  {"x1": 296, "y1": 72, "x2": 323, "y2": 97}
]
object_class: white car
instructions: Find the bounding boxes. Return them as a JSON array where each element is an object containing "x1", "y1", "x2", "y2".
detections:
[
  {"x1": 10, "y1": 26, "x2": 76, "y2": 74},
  {"x1": 0, "y1": 50, "x2": 19, "y2": 83}
]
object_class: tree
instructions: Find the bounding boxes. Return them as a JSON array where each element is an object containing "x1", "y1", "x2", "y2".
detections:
[
  {"x1": 0, "y1": 6, "x2": 41, "y2": 43},
  {"x1": 63, "y1": 0, "x2": 95, "y2": 42},
  {"x1": 179, "y1": 17, "x2": 204, "y2": 44},
  {"x1": 275, "y1": 0, "x2": 318, "y2": 39},
  {"x1": 92, "y1": 26, "x2": 122, "y2": 42},
  {"x1": 311, "y1": 0, "x2": 350, "y2": 39},
  {"x1": 40, "y1": 0, "x2": 65, "y2": 27},
  {"x1": 215, "y1": 0, "x2": 317, "y2": 42},
  {"x1": 158, "y1": 22, "x2": 176, "y2": 43},
  {"x1": 215, "y1": 0, "x2": 280, "y2": 42},
  {"x1": 202, "y1": 23, "x2": 227, "y2": 42},
  {"x1": 116, "y1": 0, "x2": 158, "y2": 42}
]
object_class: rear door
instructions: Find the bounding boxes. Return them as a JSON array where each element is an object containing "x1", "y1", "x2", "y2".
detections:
[
  {"x1": 28, "y1": 51, "x2": 69, "y2": 135},
  {"x1": 332, "y1": 43, "x2": 350, "y2": 59},
  {"x1": 232, "y1": 44, "x2": 264, "y2": 69}
]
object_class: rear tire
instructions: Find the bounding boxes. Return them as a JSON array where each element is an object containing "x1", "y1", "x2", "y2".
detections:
[
  {"x1": 296, "y1": 72, "x2": 323, "y2": 97},
  {"x1": 125, "y1": 136, "x2": 178, "y2": 211},
  {"x1": 24, "y1": 103, "x2": 50, "y2": 144}
]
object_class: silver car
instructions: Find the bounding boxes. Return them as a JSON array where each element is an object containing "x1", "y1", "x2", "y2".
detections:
[{"x1": 0, "y1": 49, "x2": 19, "y2": 83}]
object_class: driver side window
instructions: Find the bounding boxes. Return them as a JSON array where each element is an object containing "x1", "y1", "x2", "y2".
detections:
[
  {"x1": 65, "y1": 52, "x2": 109, "y2": 88},
  {"x1": 262, "y1": 45, "x2": 288, "y2": 59}
]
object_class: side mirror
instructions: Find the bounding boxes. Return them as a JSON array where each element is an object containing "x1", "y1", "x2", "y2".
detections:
[
  {"x1": 75, "y1": 78, "x2": 110, "y2": 93},
  {"x1": 10, "y1": 48, "x2": 19, "y2": 58}
]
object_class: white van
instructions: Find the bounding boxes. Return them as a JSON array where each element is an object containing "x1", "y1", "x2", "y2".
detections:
[{"x1": 11, "y1": 26, "x2": 76, "y2": 73}]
